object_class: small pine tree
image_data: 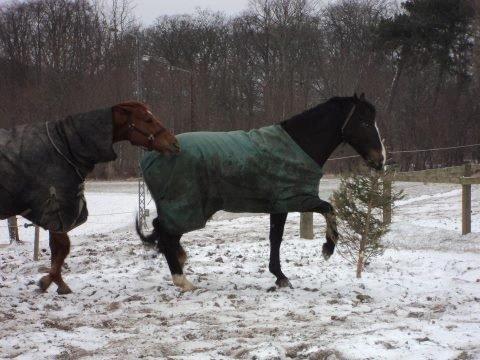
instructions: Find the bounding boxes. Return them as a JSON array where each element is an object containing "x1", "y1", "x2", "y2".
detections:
[{"x1": 331, "y1": 169, "x2": 404, "y2": 278}]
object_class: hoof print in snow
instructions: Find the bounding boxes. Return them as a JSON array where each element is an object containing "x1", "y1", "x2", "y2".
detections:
[
  {"x1": 375, "y1": 341, "x2": 396, "y2": 349},
  {"x1": 106, "y1": 302, "x2": 121, "y2": 311},
  {"x1": 285, "y1": 343, "x2": 309, "y2": 358},
  {"x1": 415, "y1": 337, "x2": 431, "y2": 343},
  {"x1": 407, "y1": 311, "x2": 425, "y2": 318},
  {"x1": 356, "y1": 294, "x2": 373, "y2": 303},
  {"x1": 43, "y1": 320, "x2": 74, "y2": 332},
  {"x1": 123, "y1": 295, "x2": 145, "y2": 303},
  {"x1": 37, "y1": 266, "x2": 50, "y2": 273}
]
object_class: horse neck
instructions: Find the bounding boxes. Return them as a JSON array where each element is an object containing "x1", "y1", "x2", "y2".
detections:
[
  {"x1": 111, "y1": 110, "x2": 130, "y2": 143},
  {"x1": 280, "y1": 102, "x2": 346, "y2": 167},
  {"x1": 58, "y1": 108, "x2": 117, "y2": 169}
]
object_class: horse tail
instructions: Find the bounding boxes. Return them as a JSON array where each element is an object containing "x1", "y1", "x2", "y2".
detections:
[{"x1": 135, "y1": 217, "x2": 165, "y2": 253}]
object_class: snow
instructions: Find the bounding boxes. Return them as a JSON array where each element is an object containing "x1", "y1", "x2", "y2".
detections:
[{"x1": 1, "y1": 180, "x2": 479, "y2": 359}]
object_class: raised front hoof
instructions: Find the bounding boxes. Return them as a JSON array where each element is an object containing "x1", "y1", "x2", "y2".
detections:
[
  {"x1": 275, "y1": 278, "x2": 293, "y2": 289},
  {"x1": 57, "y1": 284, "x2": 73, "y2": 295},
  {"x1": 322, "y1": 242, "x2": 334, "y2": 260},
  {"x1": 38, "y1": 275, "x2": 53, "y2": 292}
]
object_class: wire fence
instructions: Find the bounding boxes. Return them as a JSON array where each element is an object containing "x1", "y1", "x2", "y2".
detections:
[
  {"x1": 2, "y1": 142, "x2": 479, "y2": 230},
  {"x1": 328, "y1": 142, "x2": 480, "y2": 161}
]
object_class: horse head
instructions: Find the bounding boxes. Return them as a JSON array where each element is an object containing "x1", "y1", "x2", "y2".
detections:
[
  {"x1": 112, "y1": 101, "x2": 180, "y2": 154},
  {"x1": 341, "y1": 93, "x2": 385, "y2": 170}
]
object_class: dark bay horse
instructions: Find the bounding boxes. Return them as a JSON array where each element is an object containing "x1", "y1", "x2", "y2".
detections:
[
  {"x1": 0, "y1": 101, "x2": 179, "y2": 294},
  {"x1": 137, "y1": 94, "x2": 385, "y2": 291}
]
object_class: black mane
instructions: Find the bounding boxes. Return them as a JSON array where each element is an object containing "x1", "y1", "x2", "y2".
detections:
[
  {"x1": 281, "y1": 96, "x2": 375, "y2": 126},
  {"x1": 280, "y1": 97, "x2": 350, "y2": 167}
]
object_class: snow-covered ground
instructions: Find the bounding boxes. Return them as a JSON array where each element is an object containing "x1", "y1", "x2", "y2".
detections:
[{"x1": 1, "y1": 180, "x2": 479, "y2": 359}]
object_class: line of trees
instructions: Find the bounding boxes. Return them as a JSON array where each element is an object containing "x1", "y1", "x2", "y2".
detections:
[{"x1": 0, "y1": 0, "x2": 478, "y2": 177}]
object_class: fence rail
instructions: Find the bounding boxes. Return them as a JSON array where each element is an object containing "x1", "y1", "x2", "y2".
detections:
[
  {"x1": 2, "y1": 219, "x2": 40, "y2": 260},
  {"x1": 300, "y1": 163, "x2": 479, "y2": 239},
  {"x1": 4, "y1": 165, "x2": 479, "y2": 250},
  {"x1": 383, "y1": 163, "x2": 478, "y2": 235}
]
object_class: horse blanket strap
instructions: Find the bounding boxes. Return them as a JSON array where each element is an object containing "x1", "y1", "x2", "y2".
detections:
[
  {"x1": 141, "y1": 125, "x2": 323, "y2": 235},
  {"x1": 46, "y1": 121, "x2": 85, "y2": 181},
  {"x1": 0, "y1": 108, "x2": 116, "y2": 232}
]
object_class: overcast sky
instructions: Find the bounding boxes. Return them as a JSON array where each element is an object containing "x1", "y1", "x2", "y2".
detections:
[{"x1": 133, "y1": 0, "x2": 251, "y2": 24}]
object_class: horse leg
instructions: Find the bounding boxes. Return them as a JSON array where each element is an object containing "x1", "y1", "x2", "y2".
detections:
[
  {"x1": 163, "y1": 233, "x2": 195, "y2": 291},
  {"x1": 311, "y1": 200, "x2": 339, "y2": 260},
  {"x1": 269, "y1": 213, "x2": 292, "y2": 288},
  {"x1": 177, "y1": 243, "x2": 188, "y2": 270},
  {"x1": 39, "y1": 232, "x2": 72, "y2": 294}
]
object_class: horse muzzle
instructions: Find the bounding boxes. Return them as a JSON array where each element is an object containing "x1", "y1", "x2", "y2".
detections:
[{"x1": 365, "y1": 150, "x2": 385, "y2": 171}]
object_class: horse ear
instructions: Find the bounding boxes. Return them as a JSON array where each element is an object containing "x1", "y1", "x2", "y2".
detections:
[{"x1": 359, "y1": 93, "x2": 365, "y2": 101}]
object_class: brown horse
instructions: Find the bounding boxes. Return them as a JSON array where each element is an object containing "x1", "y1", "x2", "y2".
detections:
[{"x1": 0, "y1": 101, "x2": 178, "y2": 294}]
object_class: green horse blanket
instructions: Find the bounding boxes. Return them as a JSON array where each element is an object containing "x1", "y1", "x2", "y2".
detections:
[{"x1": 141, "y1": 125, "x2": 323, "y2": 235}]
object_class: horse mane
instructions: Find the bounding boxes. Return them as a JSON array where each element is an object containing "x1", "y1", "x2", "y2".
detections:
[
  {"x1": 113, "y1": 101, "x2": 150, "y2": 112},
  {"x1": 328, "y1": 96, "x2": 376, "y2": 114},
  {"x1": 280, "y1": 98, "x2": 337, "y2": 125},
  {"x1": 281, "y1": 96, "x2": 375, "y2": 125}
]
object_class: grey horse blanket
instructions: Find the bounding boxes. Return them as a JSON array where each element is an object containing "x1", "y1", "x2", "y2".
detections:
[
  {"x1": 141, "y1": 124, "x2": 323, "y2": 235},
  {"x1": 0, "y1": 108, "x2": 116, "y2": 232}
]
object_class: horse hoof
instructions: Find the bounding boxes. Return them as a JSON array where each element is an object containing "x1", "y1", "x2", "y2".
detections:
[
  {"x1": 275, "y1": 278, "x2": 293, "y2": 289},
  {"x1": 322, "y1": 243, "x2": 334, "y2": 260},
  {"x1": 172, "y1": 274, "x2": 196, "y2": 292},
  {"x1": 57, "y1": 285, "x2": 72, "y2": 295},
  {"x1": 38, "y1": 275, "x2": 52, "y2": 292},
  {"x1": 180, "y1": 284, "x2": 196, "y2": 292}
]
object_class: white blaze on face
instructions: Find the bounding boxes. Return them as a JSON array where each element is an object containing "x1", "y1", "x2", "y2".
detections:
[{"x1": 374, "y1": 121, "x2": 386, "y2": 166}]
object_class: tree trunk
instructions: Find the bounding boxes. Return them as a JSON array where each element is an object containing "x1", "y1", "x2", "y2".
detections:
[
  {"x1": 387, "y1": 53, "x2": 407, "y2": 114},
  {"x1": 476, "y1": 0, "x2": 480, "y2": 88},
  {"x1": 357, "y1": 177, "x2": 376, "y2": 278},
  {"x1": 356, "y1": 245, "x2": 365, "y2": 279},
  {"x1": 432, "y1": 66, "x2": 445, "y2": 107}
]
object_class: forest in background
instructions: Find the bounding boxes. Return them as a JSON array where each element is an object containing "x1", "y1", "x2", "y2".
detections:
[{"x1": 0, "y1": 0, "x2": 478, "y2": 177}]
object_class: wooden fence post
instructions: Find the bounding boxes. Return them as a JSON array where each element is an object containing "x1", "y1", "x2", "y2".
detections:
[
  {"x1": 300, "y1": 212, "x2": 314, "y2": 239},
  {"x1": 8, "y1": 217, "x2": 19, "y2": 244},
  {"x1": 383, "y1": 178, "x2": 392, "y2": 225},
  {"x1": 33, "y1": 226, "x2": 40, "y2": 261},
  {"x1": 462, "y1": 163, "x2": 472, "y2": 235}
]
